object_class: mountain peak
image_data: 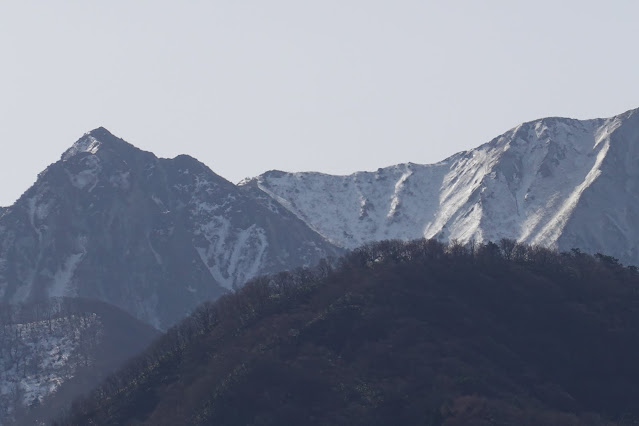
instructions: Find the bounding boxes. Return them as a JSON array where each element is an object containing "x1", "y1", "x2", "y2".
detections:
[
  {"x1": 61, "y1": 128, "x2": 138, "y2": 161},
  {"x1": 87, "y1": 126, "x2": 115, "y2": 139}
]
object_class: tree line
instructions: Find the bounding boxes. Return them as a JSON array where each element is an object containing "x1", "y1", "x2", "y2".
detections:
[{"x1": 57, "y1": 238, "x2": 639, "y2": 425}]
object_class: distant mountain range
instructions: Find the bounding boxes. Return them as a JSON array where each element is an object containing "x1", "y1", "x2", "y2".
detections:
[
  {"x1": 1, "y1": 107, "x2": 638, "y2": 329},
  {"x1": 246, "y1": 107, "x2": 639, "y2": 265}
]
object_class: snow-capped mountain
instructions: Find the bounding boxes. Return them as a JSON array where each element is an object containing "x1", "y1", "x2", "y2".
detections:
[
  {"x1": 2, "y1": 107, "x2": 638, "y2": 330},
  {"x1": 0, "y1": 128, "x2": 341, "y2": 329},
  {"x1": 245, "y1": 107, "x2": 639, "y2": 266}
]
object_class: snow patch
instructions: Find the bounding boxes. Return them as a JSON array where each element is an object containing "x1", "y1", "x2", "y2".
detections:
[
  {"x1": 49, "y1": 236, "x2": 87, "y2": 298},
  {"x1": 49, "y1": 254, "x2": 84, "y2": 298},
  {"x1": 194, "y1": 216, "x2": 269, "y2": 290},
  {"x1": 62, "y1": 136, "x2": 101, "y2": 161}
]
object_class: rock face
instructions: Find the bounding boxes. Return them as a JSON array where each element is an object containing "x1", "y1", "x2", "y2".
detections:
[
  {"x1": 0, "y1": 128, "x2": 341, "y2": 329},
  {"x1": 246, "y1": 107, "x2": 639, "y2": 266},
  {"x1": 0, "y1": 297, "x2": 159, "y2": 425}
]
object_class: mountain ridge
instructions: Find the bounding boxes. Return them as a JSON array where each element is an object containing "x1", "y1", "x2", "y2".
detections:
[
  {"x1": 0, "y1": 129, "x2": 341, "y2": 329},
  {"x1": 245, "y1": 107, "x2": 639, "y2": 267},
  {"x1": 1, "y1": 106, "x2": 638, "y2": 328},
  {"x1": 246, "y1": 107, "x2": 639, "y2": 181}
]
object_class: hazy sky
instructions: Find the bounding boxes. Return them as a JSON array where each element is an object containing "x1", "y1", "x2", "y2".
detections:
[{"x1": 1, "y1": 1, "x2": 638, "y2": 206}]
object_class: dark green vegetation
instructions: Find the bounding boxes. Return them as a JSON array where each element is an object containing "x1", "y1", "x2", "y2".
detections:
[{"x1": 58, "y1": 240, "x2": 639, "y2": 425}]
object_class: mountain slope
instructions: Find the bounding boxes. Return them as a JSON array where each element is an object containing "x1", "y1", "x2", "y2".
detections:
[
  {"x1": 245, "y1": 108, "x2": 639, "y2": 265},
  {"x1": 0, "y1": 297, "x2": 158, "y2": 425},
  {"x1": 0, "y1": 128, "x2": 341, "y2": 329},
  {"x1": 57, "y1": 240, "x2": 639, "y2": 425}
]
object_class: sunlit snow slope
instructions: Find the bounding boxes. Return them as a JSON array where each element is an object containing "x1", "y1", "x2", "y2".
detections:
[{"x1": 245, "y1": 108, "x2": 639, "y2": 266}]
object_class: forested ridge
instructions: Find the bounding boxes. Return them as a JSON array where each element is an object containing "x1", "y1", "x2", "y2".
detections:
[{"x1": 57, "y1": 239, "x2": 639, "y2": 425}]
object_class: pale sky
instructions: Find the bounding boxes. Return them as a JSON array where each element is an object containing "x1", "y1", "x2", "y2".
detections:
[{"x1": 1, "y1": 1, "x2": 638, "y2": 206}]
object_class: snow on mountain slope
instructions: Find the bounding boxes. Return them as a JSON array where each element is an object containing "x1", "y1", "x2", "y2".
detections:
[
  {"x1": 0, "y1": 298, "x2": 158, "y2": 425},
  {"x1": 2, "y1": 107, "x2": 637, "y2": 331},
  {"x1": 1, "y1": 313, "x2": 100, "y2": 418},
  {"x1": 0, "y1": 129, "x2": 341, "y2": 329},
  {"x1": 246, "y1": 108, "x2": 639, "y2": 266},
  {"x1": 242, "y1": 162, "x2": 454, "y2": 249}
]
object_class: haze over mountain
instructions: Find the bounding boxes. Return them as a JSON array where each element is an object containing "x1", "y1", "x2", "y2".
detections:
[
  {"x1": 0, "y1": 129, "x2": 340, "y2": 329},
  {"x1": 246, "y1": 107, "x2": 639, "y2": 266},
  {"x1": 1, "y1": 297, "x2": 158, "y2": 425},
  {"x1": 1, "y1": 107, "x2": 638, "y2": 332}
]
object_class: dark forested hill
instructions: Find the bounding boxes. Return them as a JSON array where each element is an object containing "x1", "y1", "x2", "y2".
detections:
[{"x1": 57, "y1": 240, "x2": 639, "y2": 425}]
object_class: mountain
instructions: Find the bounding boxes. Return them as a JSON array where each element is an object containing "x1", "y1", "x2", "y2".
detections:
[
  {"x1": 56, "y1": 240, "x2": 639, "y2": 425},
  {"x1": 0, "y1": 297, "x2": 158, "y2": 425},
  {"x1": 2, "y1": 106, "x2": 638, "y2": 329},
  {"x1": 0, "y1": 128, "x2": 341, "y2": 329},
  {"x1": 244, "y1": 107, "x2": 639, "y2": 266}
]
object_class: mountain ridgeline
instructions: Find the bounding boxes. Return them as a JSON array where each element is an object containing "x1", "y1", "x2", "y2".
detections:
[
  {"x1": 1, "y1": 107, "x2": 639, "y2": 330},
  {"x1": 0, "y1": 108, "x2": 637, "y2": 424},
  {"x1": 57, "y1": 239, "x2": 639, "y2": 425},
  {"x1": 0, "y1": 128, "x2": 341, "y2": 329},
  {"x1": 245, "y1": 107, "x2": 639, "y2": 266}
]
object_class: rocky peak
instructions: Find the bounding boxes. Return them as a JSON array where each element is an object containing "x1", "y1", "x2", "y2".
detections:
[
  {"x1": 61, "y1": 127, "x2": 144, "y2": 162},
  {"x1": 0, "y1": 130, "x2": 342, "y2": 329}
]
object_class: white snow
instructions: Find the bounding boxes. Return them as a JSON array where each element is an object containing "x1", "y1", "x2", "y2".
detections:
[
  {"x1": 49, "y1": 253, "x2": 84, "y2": 298},
  {"x1": 186, "y1": 172, "x2": 271, "y2": 290},
  {"x1": 245, "y1": 109, "x2": 639, "y2": 267},
  {"x1": 11, "y1": 194, "x2": 52, "y2": 303},
  {"x1": 49, "y1": 236, "x2": 87, "y2": 298},
  {"x1": 194, "y1": 217, "x2": 269, "y2": 290},
  {"x1": 61, "y1": 136, "x2": 101, "y2": 161},
  {"x1": 0, "y1": 313, "x2": 102, "y2": 418},
  {"x1": 253, "y1": 163, "x2": 453, "y2": 248}
]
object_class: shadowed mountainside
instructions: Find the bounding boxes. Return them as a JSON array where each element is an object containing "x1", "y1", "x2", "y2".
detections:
[
  {"x1": 0, "y1": 128, "x2": 341, "y2": 329},
  {"x1": 1, "y1": 297, "x2": 159, "y2": 425}
]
